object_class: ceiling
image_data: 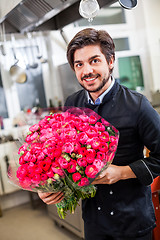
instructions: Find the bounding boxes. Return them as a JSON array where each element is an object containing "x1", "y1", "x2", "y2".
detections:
[{"x1": 0, "y1": 0, "x2": 117, "y2": 34}]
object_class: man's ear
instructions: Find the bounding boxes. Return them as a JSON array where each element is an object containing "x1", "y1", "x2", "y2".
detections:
[{"x1": 109, "y1": 56, "x2": 114, "y2": 70}]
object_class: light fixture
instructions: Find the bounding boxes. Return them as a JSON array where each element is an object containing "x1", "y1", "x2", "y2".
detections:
[
  {"x1": 79, "y1": 0, "x2": 100, "y2": 22},
  {"x1": 119, "y1": 0, "x2": 137, "y2": 10}
]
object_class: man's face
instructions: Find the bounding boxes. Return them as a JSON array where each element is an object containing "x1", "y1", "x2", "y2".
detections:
[{"x1": 73, "y1": 45, "x2": 114, "y2": 95}]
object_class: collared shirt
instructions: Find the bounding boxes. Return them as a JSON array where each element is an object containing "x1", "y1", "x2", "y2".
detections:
[{"x1": 86, "y1": 78, "x2": 115, "y2": 105}]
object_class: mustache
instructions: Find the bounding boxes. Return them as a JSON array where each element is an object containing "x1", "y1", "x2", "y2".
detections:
[{"x1": 81, "y1": 73, "x2": 100, "y2": 81}]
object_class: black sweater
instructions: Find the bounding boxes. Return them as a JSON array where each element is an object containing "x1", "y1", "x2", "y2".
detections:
[{"x1": 65, "y1": 80, "x2": 160, "y2": 237}]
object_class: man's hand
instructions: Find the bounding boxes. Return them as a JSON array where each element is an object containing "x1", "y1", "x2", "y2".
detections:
[
  {"x1": 38, "y1": 191, "x2": 64, "y2": 205},
  {"x1": 92, "y1": 164, "x2": 136, "y2": 185}
]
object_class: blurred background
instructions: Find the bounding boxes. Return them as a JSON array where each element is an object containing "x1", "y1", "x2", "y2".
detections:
[{"x1": 0, "y1": 0, "x2": 160, "y2": 239}]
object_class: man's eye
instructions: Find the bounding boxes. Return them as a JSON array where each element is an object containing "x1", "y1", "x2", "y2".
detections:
[
  {"x1": 92, "y1": 59, "x2": 99, "y2": 64},
  {"x1": 75, "y1": 63, "x2": 82, "y2": 68}
]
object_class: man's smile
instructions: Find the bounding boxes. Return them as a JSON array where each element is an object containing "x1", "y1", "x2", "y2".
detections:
[{"x1": 82, "y1": 74, "x2": 100, "y2": 82}]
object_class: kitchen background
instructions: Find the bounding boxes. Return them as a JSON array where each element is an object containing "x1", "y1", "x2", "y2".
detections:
[{"x1": 0, "y1": 0, "x2": 160, "y2": 239}]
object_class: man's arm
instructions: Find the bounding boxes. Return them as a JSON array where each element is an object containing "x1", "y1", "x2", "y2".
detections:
[{"x1": 129, "y1": 96, "x2": 160, "y2": 186}]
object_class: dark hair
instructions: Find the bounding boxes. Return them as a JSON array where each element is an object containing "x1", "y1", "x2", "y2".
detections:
[{"x1": 67, "y1": 28, "x2": 115, "y2": 72}]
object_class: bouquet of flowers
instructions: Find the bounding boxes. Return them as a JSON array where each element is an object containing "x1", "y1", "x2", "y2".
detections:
[{"x1": 8, "y1": 107, "x2": 119, "y2": 219}]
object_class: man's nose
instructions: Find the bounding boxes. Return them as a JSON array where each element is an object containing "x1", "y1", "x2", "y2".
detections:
[{"x1": 82, "y1": 64, "x2": 93, "y2": 75}]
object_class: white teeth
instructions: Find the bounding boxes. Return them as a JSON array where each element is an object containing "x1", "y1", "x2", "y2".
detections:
[{"x1": 85, "y1": 78, "x2": 95, "y2": 82}]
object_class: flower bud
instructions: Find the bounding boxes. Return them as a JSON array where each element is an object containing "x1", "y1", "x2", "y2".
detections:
[
  {"x1": 87, "y1": 145, "x2": 92, "y2": 149},
  {"x1": 76, "y1": 154, "x2": 83, "y2": 158},
  {"x1": 71, "y1": 153, "x2": 76, "y2": 158},
  {"x1": 47, "y1": 178, "x2": 53, "y2": 184},
  {"x1": 76, "y1": 165, "x2": 81, "y2": 171},
  {"x1": 54, "y1": 174, "x2": 60, "y2": 180},
  {"x1": 62, "y1": 153, "x2": 70, "y2": 161},
  {"x1": 20, "y1": 151, "x2": 24, "y2": 156}
]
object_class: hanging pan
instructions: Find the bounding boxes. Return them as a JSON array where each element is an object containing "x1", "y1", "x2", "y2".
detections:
[{"x1": 9, "y1": 34, "x2": 27, "y2": 84}]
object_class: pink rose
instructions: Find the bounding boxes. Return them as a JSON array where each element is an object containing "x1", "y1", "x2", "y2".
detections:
[
  {"x1": 96, "y1": 152, "x2": 106, "y2": 160},
  {"x1": 58, "y1": 157, "x2": 69, "y2": 169},
  {"x1": 40, "y1": 174, "x2": 48, "y2": 181},
  {"x1": 77, "y1": 158, "x2": 87, "y2": 167},
  {"x1": 79, "y1": 114, "x2": 89, "y2": 122},
  {"x1": 85, "y1": 165, "x2": 98, "y2": 178},
  {"x1": 90, "y1": 137, "x2": 101, "y2": 149},
  {"x1": 46, "y1": 170, "x2": 54, "y2": 178},
  {"x1": 78, "y1": 132, "x2": 88, "y2": 144},
  {"x1": 31, "y1": 174, "x2": 41, "y2": 184},
  {"x1": 78, "y1": 147, "x2": 87, "y2": 156},
  {"x1": 109, "y1": 136, "x2": 119, "y2": 151},
  {"x1": 52, "y1": 148, "x2": 62, "y2": 158},
  {"x1": 51, "y1": 167, "x2": 64, "y2": 176},
  {"x1": 72, "y1": 172, "x2": 81, "y2": 182},
  {"x1": 93, "y1": 159, "x2": 104, "y2": 171},
  {"x1": 99, "y1": 142, "x2": 108, "y2": 152},
  {"x1": 17, "y1": 165, "x2": 28, "y2": 179},
  {"x1": 101, "y1": 118, "x2": 110, "y2": 127},
  {"x1": 23, "y1": 151, "x2": 32, "y2": 161},
  {"x1": 95, "y1": 122, "x2": 105, "y2": 131},
  {"x1": 67, "y1": 160, "x2": 77, "y2": 173},
  {"x1": 85, "y1": 149, "x2": 96, "y2": 164},
  {"x1": 18, "y1": 143, "x2": 29, "y2": 154},
  {"x1": 29, "y1": 124, "x2": 40, "y2": 132},
  {"x1": 62, "y1": 142, "x2": 74, "y2": 154},
  {"x1": 39, "y1": 159, "x2": 51, "y2": 171},
  {"x1": 88, "y1": 115, "x2": 99, "y2": 124},
  {"x1": 99, "y1": 131, "x2": 110, "y2": 142},
  {"x1": 38, "y1": 118, "x2": 48, "y2": 128},
  {"x1": 86, "y1": 149, "x2": 96, "y2": 158},
  {"x1": 73, "y1": 142, "x2": 81, "y2": 152},
  {"x1": 78, "y1": 177, "x2": 89, "y2": 186},
  {"x1": 37, "y1": 152, "x2": 46, "y2": 161},
  {"x1": 86, "y1": 126, "x2": 98, "y2": 138},
  {"x1": 19, "y1": 156, "x2": 25, "y2": 165},
  {"x1": 76, "y1": 123, "x2": 89, "y2": 132}
]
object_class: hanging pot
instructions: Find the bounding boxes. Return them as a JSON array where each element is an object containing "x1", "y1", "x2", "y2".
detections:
[
  {"x1": 10, "y1": 65, "x2": 27, "y2": 84},
  {"x1": 9, "y1": 34, "x2": 27, "y2": 84},
  {"x1": 119, "y1": 0, "x2": 137, "y2": 9}
]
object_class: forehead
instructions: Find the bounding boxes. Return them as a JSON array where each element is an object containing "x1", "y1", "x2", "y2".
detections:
[{"x1": 74, "y1": 44, "x2": 104, "y2": 61}]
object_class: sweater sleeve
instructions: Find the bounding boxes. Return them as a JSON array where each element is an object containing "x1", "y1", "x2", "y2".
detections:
[{"x1": 129, "y1": 96, "x2": 160, "y2": 186}]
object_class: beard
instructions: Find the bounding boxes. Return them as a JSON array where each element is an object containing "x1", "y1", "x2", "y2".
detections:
[{"x1": 79, "y1": 73, "x2": 111, "y2": 93}]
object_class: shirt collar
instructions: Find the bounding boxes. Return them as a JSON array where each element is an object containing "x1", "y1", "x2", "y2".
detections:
[{"x1": 86, "y1": 77, "x2": 115, "y2": 105}]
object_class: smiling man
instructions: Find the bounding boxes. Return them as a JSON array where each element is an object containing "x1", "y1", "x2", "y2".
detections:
[{"x1": 38, "y1": 28, "x2": 160, "y2": 240}]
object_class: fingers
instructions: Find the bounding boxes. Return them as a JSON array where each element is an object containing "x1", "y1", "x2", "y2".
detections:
[
  {"x1": 38, "y1": 191, "x2": 64, "y2": 205},
  {"x1": 92, "y1": 175, "x2": 113, "y2": 185}
]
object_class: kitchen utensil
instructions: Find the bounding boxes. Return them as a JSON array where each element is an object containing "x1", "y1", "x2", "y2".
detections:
[
  {"x1": 0, "y1": 23, "x2": 7, "y2": 56},
  {"x1": 35, "y1": 32, "x2": 47, "y2": 64},
  {"x1": 119, "y1": 0, "x2": 137, "y2": 9},
  {"x1": 9, "y1": 34, "x2": 27, "y2": 84},
  {"x1": 27, "y1": 32, "x2": 38, "y2": 69}
]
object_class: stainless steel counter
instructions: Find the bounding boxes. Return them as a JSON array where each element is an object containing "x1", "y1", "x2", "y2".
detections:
[{"x1": 47, "y1": 201, "x2": 84, "y2": 239}]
